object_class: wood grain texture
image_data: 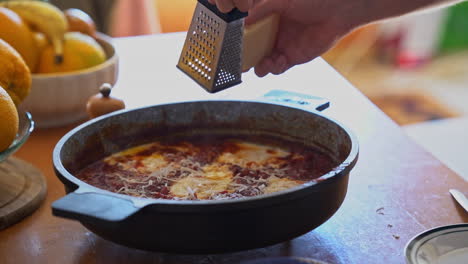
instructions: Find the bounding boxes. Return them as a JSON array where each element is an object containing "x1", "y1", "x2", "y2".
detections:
[
  {"x1": 0, "y1": 33, "x2": 467, "y2": 264},
  {"x1": 0, "y1": 161, "x2": 25, "y2": 208},
  {"x1": 0, "y1": 157, "x2": 47, "y2": 230}
]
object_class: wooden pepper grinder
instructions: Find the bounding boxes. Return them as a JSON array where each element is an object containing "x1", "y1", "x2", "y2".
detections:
[{"x1": 86, "y1": 83, "x2": 125, "y2": 119}]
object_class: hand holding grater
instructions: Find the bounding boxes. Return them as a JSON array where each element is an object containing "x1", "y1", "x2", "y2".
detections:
[{"x1": 177, "y1": 0, "x2": 248, "y2": 93}]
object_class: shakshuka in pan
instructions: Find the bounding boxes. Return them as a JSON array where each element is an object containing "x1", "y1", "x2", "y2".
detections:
[{"x1": 76, "y1": 135, "x2": 337, "y2": 200}]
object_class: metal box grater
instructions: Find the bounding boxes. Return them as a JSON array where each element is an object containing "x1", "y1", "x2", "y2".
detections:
[{"x1": 177, "y1": 0, "x2": 248, "y2": 93}]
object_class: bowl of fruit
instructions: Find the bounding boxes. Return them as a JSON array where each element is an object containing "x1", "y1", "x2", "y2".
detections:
[
  {"x1": 0, "y1": 1, "x2": 118, "y2": 128},
  {"x1": 0, "y1": 37, "x2": 34, "y2": 161}
]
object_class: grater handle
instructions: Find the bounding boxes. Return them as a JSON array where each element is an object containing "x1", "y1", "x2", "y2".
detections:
[{"x1": 198, "y1": 0, "x2": 248, "y2": 22}]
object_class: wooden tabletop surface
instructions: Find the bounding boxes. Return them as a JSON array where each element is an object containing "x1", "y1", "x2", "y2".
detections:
[{"x1": 1, "y1": 33, "x2": 467, "y2": 264}]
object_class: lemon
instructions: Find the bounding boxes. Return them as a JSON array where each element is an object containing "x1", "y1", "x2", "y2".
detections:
[
  {"x1": 37, "y1": 32, "x2": 106, "y2": 74},
  {"x1": 0, "y1": 85, "x2": 19, "y2": 152},
  {"x1": 0, "y1": 38, "x2": 32, "y2": 106}
]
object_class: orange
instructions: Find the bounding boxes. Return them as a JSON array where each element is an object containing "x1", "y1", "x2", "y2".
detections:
[
  {"x1": 0, "y1": 85, "x2": 19, "y2": 152},
  {"x1": 0, "y1": 38, "x2": 31, "y2": 106},
  {"x1": 64, "y1": 8, "x2": 97, "y2": 38},
  {"x1": 0, "y1": 7, "x2": 39, "y2": 72},
  {"x1": 37, "y1": 32, "x2": 106, "y2": 74}
]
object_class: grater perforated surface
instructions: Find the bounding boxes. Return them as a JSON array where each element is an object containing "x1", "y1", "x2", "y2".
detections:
[
  {"x1": 177, "y1": 1, "x2": 245, "y2": 93},
  {"x1": 213, "y1": 19, "x2": 243, "y2": 89}
]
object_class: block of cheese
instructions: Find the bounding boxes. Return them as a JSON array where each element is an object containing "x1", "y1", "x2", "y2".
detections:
[{"x1": 242, "y1": 13, "x2": 279, "y2": 72}]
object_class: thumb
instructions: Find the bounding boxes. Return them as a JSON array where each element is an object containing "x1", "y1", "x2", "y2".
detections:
[{"x1": 245, "y1": 0, "x2": 286, "y2": 25}]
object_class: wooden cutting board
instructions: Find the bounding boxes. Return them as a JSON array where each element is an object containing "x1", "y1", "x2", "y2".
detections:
[{"x1": 0, "y1": 156, "x2": 47, "y2": 230}]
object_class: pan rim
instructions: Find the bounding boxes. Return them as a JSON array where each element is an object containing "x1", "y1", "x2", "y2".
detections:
[{"x1": 53, "y1": 99, "x2": 359, "y2": 207}]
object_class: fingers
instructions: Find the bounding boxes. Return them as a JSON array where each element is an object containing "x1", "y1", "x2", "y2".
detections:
[
  {"x1": 207, "y1": 0, "x2": 252, "y2": 13},
  {"x1": 233, "y1": 0, "x2": 253, "y2": 12},
  {"x1": 217, "y1": 0, "x2": 236, "y2": 13},
  {"x1": 254, "y1": 53, "x2": 289, "y2": 77},
  {"x1": 254, "y1": 58, "x2": 273, "y2": 77},
  {"x1": 246, "y1": 0, "x2": 286, "y2": 25}
]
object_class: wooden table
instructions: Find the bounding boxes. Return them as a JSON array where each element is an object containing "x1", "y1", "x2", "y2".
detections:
[{"x1": 1, "y1": 33, "x2": 467, "y2": 264}]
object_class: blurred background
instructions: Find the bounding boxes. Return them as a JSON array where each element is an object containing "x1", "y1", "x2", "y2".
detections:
[
  {"x1": 24, "y1": 0, "x2": 468, "y2": 175},
  {"x1": 44, "y1": 0, "x2": 468, "y2": 127}
]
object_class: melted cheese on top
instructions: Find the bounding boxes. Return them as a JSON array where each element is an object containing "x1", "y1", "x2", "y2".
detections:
[
  {"x1": 85, "y1": 140, "x2": 314, "y2": 200},
  {"x1": 217, "y1": 142, "x2": 288, "y2": 166}
]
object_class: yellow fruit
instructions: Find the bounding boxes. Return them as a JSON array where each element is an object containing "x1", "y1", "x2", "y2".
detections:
[
  {"x1": 64, "y1": 8, "x2": 97, "y2": 38},
  {"x1": 0, "y1": 7, "x2": 39, "y2": 72},
  {"x1": 0, "y1": 85, "x2": 19, "y2": 152},
  {"x1": 0, "y1": 0, "x2": 68, "y2": 64},
  {"x1": 0, "y1": 38, "x2": 31, "y2": 106},
  {"x1": 33, "y1": 31, "x2": 48, "y2": 55},
  {"x1": 37, "y1": 32, "x2": 106, "y2": 73}
]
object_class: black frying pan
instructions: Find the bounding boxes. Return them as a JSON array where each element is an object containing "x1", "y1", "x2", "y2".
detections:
[{"x1": 51, "y1": 90, "x2": 358, "y2": 254}]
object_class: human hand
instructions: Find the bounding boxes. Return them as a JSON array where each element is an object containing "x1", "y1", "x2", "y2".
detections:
[
  {"x1": 209, "y1": 0, "x2": 364, "y2": 77},
  {"x1": 207, "y1": 0, "x2": 254, "y2": 12}
]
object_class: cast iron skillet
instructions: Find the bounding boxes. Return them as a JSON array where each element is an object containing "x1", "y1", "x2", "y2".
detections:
[{"x1": 52, "y1": 90, "x2": 359, "y2": 254}]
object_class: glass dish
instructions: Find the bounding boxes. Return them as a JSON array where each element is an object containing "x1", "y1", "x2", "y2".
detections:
[
  {"x1": 405, "y1": 223, "x2": 468, "y2": 264},
  {"x1": 0, "y1": 111, "x2": 34, "y2": 162}
]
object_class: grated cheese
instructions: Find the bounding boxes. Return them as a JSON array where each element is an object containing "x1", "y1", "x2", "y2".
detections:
[{"x1": 77, "y1": 139, "x2": 333, "y2": 200}]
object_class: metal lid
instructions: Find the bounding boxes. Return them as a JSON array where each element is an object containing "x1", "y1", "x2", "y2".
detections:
[{"x1": 405, "y1": 223, "x2": 468, "y2": 264}]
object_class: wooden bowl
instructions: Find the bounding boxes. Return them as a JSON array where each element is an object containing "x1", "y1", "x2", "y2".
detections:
[{"x1": 19, "y1": 33, "x2": 119, "y2": 128}]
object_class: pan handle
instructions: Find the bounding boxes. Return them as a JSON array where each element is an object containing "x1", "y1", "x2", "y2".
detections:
[
  {"x1": 52, "y1": 190, "x2": 141, "y2": 222},
  {"x1": 259, "y1": 90, "x2": 330, "y2": 112}
]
